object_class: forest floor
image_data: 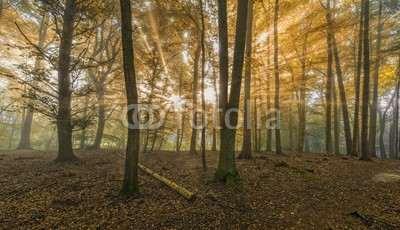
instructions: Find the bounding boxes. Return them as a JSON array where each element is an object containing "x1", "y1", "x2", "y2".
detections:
[{"x1": 0, "y1": 149, "x2": 399, "y2": 229}]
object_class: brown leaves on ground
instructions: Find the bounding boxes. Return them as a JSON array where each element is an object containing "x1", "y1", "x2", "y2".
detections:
[{"x1": 0, "y1": 150, "x2": 399, "y2": 229}]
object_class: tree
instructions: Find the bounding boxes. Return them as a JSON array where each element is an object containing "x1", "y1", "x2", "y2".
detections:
[
  {"x1": 55, "y1": 0, "x2": 79, "y2": 162},
  {"x1": 352, "y1": 0, "x2": 364, "y2": 157},
  {"x1": 120, "y1": 0, "x2": 140, "y2": 196},
  {"x1": 325, "y1": 0, "x2": 333, "y2": 155},
  {"x1": 368, "y1": 0, "x2": 383, "y2": 157},
  {"x1": 330, "y1": 3, "x2": 353, "y2": 156},
  {"x1": 214, "y1": 0, "x2": 248, "y2": 183},
  {"x1": 16, "y1": 12, "x2": 48, "y2": 150},
  {"x1": 360, "y1": 0, "x2": 371, "y2": 161},
  {"x1": 200, "y1": 0, "x2": 207, "y2": 169},
  {"x1": 189, "y1": 32, "x2": 201, "y2": 155},
  {"x1": 273, "y1": 0, "x2": 283, "y2": 155},
  {"x1": 238, "y1": 0, "x2": 253, "y2": 160}
]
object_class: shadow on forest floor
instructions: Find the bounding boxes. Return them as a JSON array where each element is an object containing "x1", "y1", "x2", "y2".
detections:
[{"x1": 0, "y1": 149, "x2": 399, "y2": 228}]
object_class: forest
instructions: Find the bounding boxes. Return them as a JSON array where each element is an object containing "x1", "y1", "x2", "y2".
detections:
[{"x1": 0, "y1": 0, "x2": 399, "y2": 228}]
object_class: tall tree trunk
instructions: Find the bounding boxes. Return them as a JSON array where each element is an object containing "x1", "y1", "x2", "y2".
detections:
[
  {"x1": 189, "y1": 35, "x2": 201, "y2": 155},
  {"x1": 214, "y1": 0, "x2": 247, "y2": 183},
  {"x1": 212, "y1": 73, "x2": 218, "y2": 151},
  {"x1": 352, "y1": 0, "x2": 364, "y2": 157},
  {"x1": 325, "y1": 0, "x2": 333, "y2": 155},
  {"x1": 333, "y1": 78, "x2": 340, "y2": 155},
  {"x1": 378, "y1": 90, "x2": 397, "y2": 159},
  {"x1": 200, "y1": 0, "x2": 207, "y2": 169},
  {"x1": 368, "y1": 0, "x2": 383, "y2": 158},
  {"x1": 238, "y1": 0, "x2": 253, "y2": 160},
  {"x1": 55, "y1": 0, "x2": 78, "y2": 162},
  {"x1": 360, "y1": 0, "x2": 371, "y2": 161},
  {"x1": 120, "y1": 0, "x2": 140, "y2": 196},
  {"x1": 273, "y1": 0, "x2": 283, "y2": 155},
  {"x1": 17, "y1": 13, "x2": 48, "y2": 150},
  {"x1": 330, "y1": 26, "x2": 352, "y2": 156},
  {"x1": 297, "y1": 36, "x2": 308, "y2": 152},
  {"x1": 176, "y1": 65, "x2": 183, "y2": 153},
  {"x1": 266, "y1": 37, "x2": 272, "y2": 152}
]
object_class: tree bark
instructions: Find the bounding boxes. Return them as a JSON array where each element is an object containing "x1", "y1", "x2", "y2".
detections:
[
  {"x1": 368, "y1": 0, "x2": 383, "y2": 158},
  {"x1": 120, "y1": 0, "x2": 140, "y2": 196},
  {"x1": 266, "y1": 38, "x2": 272, "y2": 152},
  {"x1": 297, "y1": 35, "x2": 308, "y2": 152},
  {"x1": 352, "y1": 0, "x2": 364, "y2": 157},
  {"x1": 92, "y1": 87, "x2": 105, "y2": 149},
  {"x1": 325, "y1": 0, "x2": 333, "y2": 155},
  {"x1": 200, "y1": 0, "x2": 207, "y2": 169},
  {"x1": 80, "y1": 96, "x2": 89, "y2": 149},
  {"x1": 273, "y1": 0, "x2": 283, "y2": 155},
  {"x1": 17, "y1": 13, "x2": 48, "y2": 150},
  {"x1": 238, "y1": 0, "x2": 253, "y2": 160},
  {"x1": 189, "y1": 34, "x2": 201, "y2": 155},
  {"x1": 214, "y1": 0, "x2": 247, "y2": 183},
  {"x1": 55, "y1": 0, "x2": 78, "y2": 162},
  {"x1": 331, "y1": 28, "x2": 352, "y2": 156},
  {"x1": 333, "y1": 76, "x2": 340, "y2": 155},
  {"x1": 360, "y1": 0, "x2": 371, "y2": 161}
]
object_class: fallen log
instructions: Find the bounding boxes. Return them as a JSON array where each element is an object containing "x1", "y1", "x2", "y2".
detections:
[{"x1": 138, "y1": 164, "x2": 197, "y2": 202}]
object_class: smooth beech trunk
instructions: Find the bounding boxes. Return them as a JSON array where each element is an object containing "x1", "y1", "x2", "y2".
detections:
[
  {"x1": 274, "y1": 0, "x2": 283, "y2": 155},
  {"x1": 352, "y1": 0, "x2": 364, "y2": 157},
  {"x1": 214, "y1": 0, "x2": 248, "y2": 183},
  {"x1": 325, "y1": 0, "x2": 333, "y2": 155},
  {"x1": 368, "y1": 0, "x2": 383, "y2": 158},
  {"x1": 360, "y1": 0, "x2": 371, "y2": 161},
  {"x1": 238, "y1": 0, "x2": 253, "y2": 160}
]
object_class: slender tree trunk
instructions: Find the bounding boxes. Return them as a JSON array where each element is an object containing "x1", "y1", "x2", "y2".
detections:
[
  {"x1": 266, "y1": 36, "x2": 272, "y2": 152},
  {"x1": 368, "y1": 0, "x2": 383, "y2": 157},
  {"x1": 333, "y1": 78, "x2": 340, "y2": 155},
  {"x1": 238, "y1": 0, "x2": 253, "y2": 160},
  {"x1": 80, "y1": 97, "x2": 89, "y2": 149},
  {"x1": 360, "y1": 0, "x2": 371, "y2": 161},
  {"x1": 297, "y1": 36, "x2": 308, "y2": 152},
  {"x1": 352, "y1": 0, "x2": 364, "y2": 157},
  {"x1": 214, "y1": 0, "x2": 247, "y2": 183},
  {"x1": 211, "y1": 66, "x2": 219, "y2": 151},
  {"x1": 176, "y1": 65, "x2": 183, "y2": 153},
  {"x1": 325, "y1": 0, "x2": 333, "y2": 155},
  {"x1": 378, "y1": 112, "x2": 387, "y2": 159},
  {"x1": 93, "y1": 87, "x2": 106, "y2": 149},
  {"x1": 200, "y1": 0, "x2": 207, "y2": 169},
  {"x1": 150, "y1": 129, "x2": 158, "y2": 152},
  {"x1": 189, "y1": 35, "x2": 201, "y2": 155},
  {"x1": 120, "y1": 0, "x2": 140, "y2": 196},
  {"x1": 17, "y1": 13, "x2": 48, "y2": 150},
  {"x1": 273, "y1": 0, "x2": 283, "y2": 155},
  {"x1": 330, "y1": 29, "x2": 352, "y2": 156},
  {"x1": 55, "y1": 0, "x2": 78, "y2": 162}
]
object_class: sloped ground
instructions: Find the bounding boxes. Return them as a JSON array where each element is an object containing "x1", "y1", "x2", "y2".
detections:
[{"x1": 0, "y1": 149, "x2": 399, "y2": 229}]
